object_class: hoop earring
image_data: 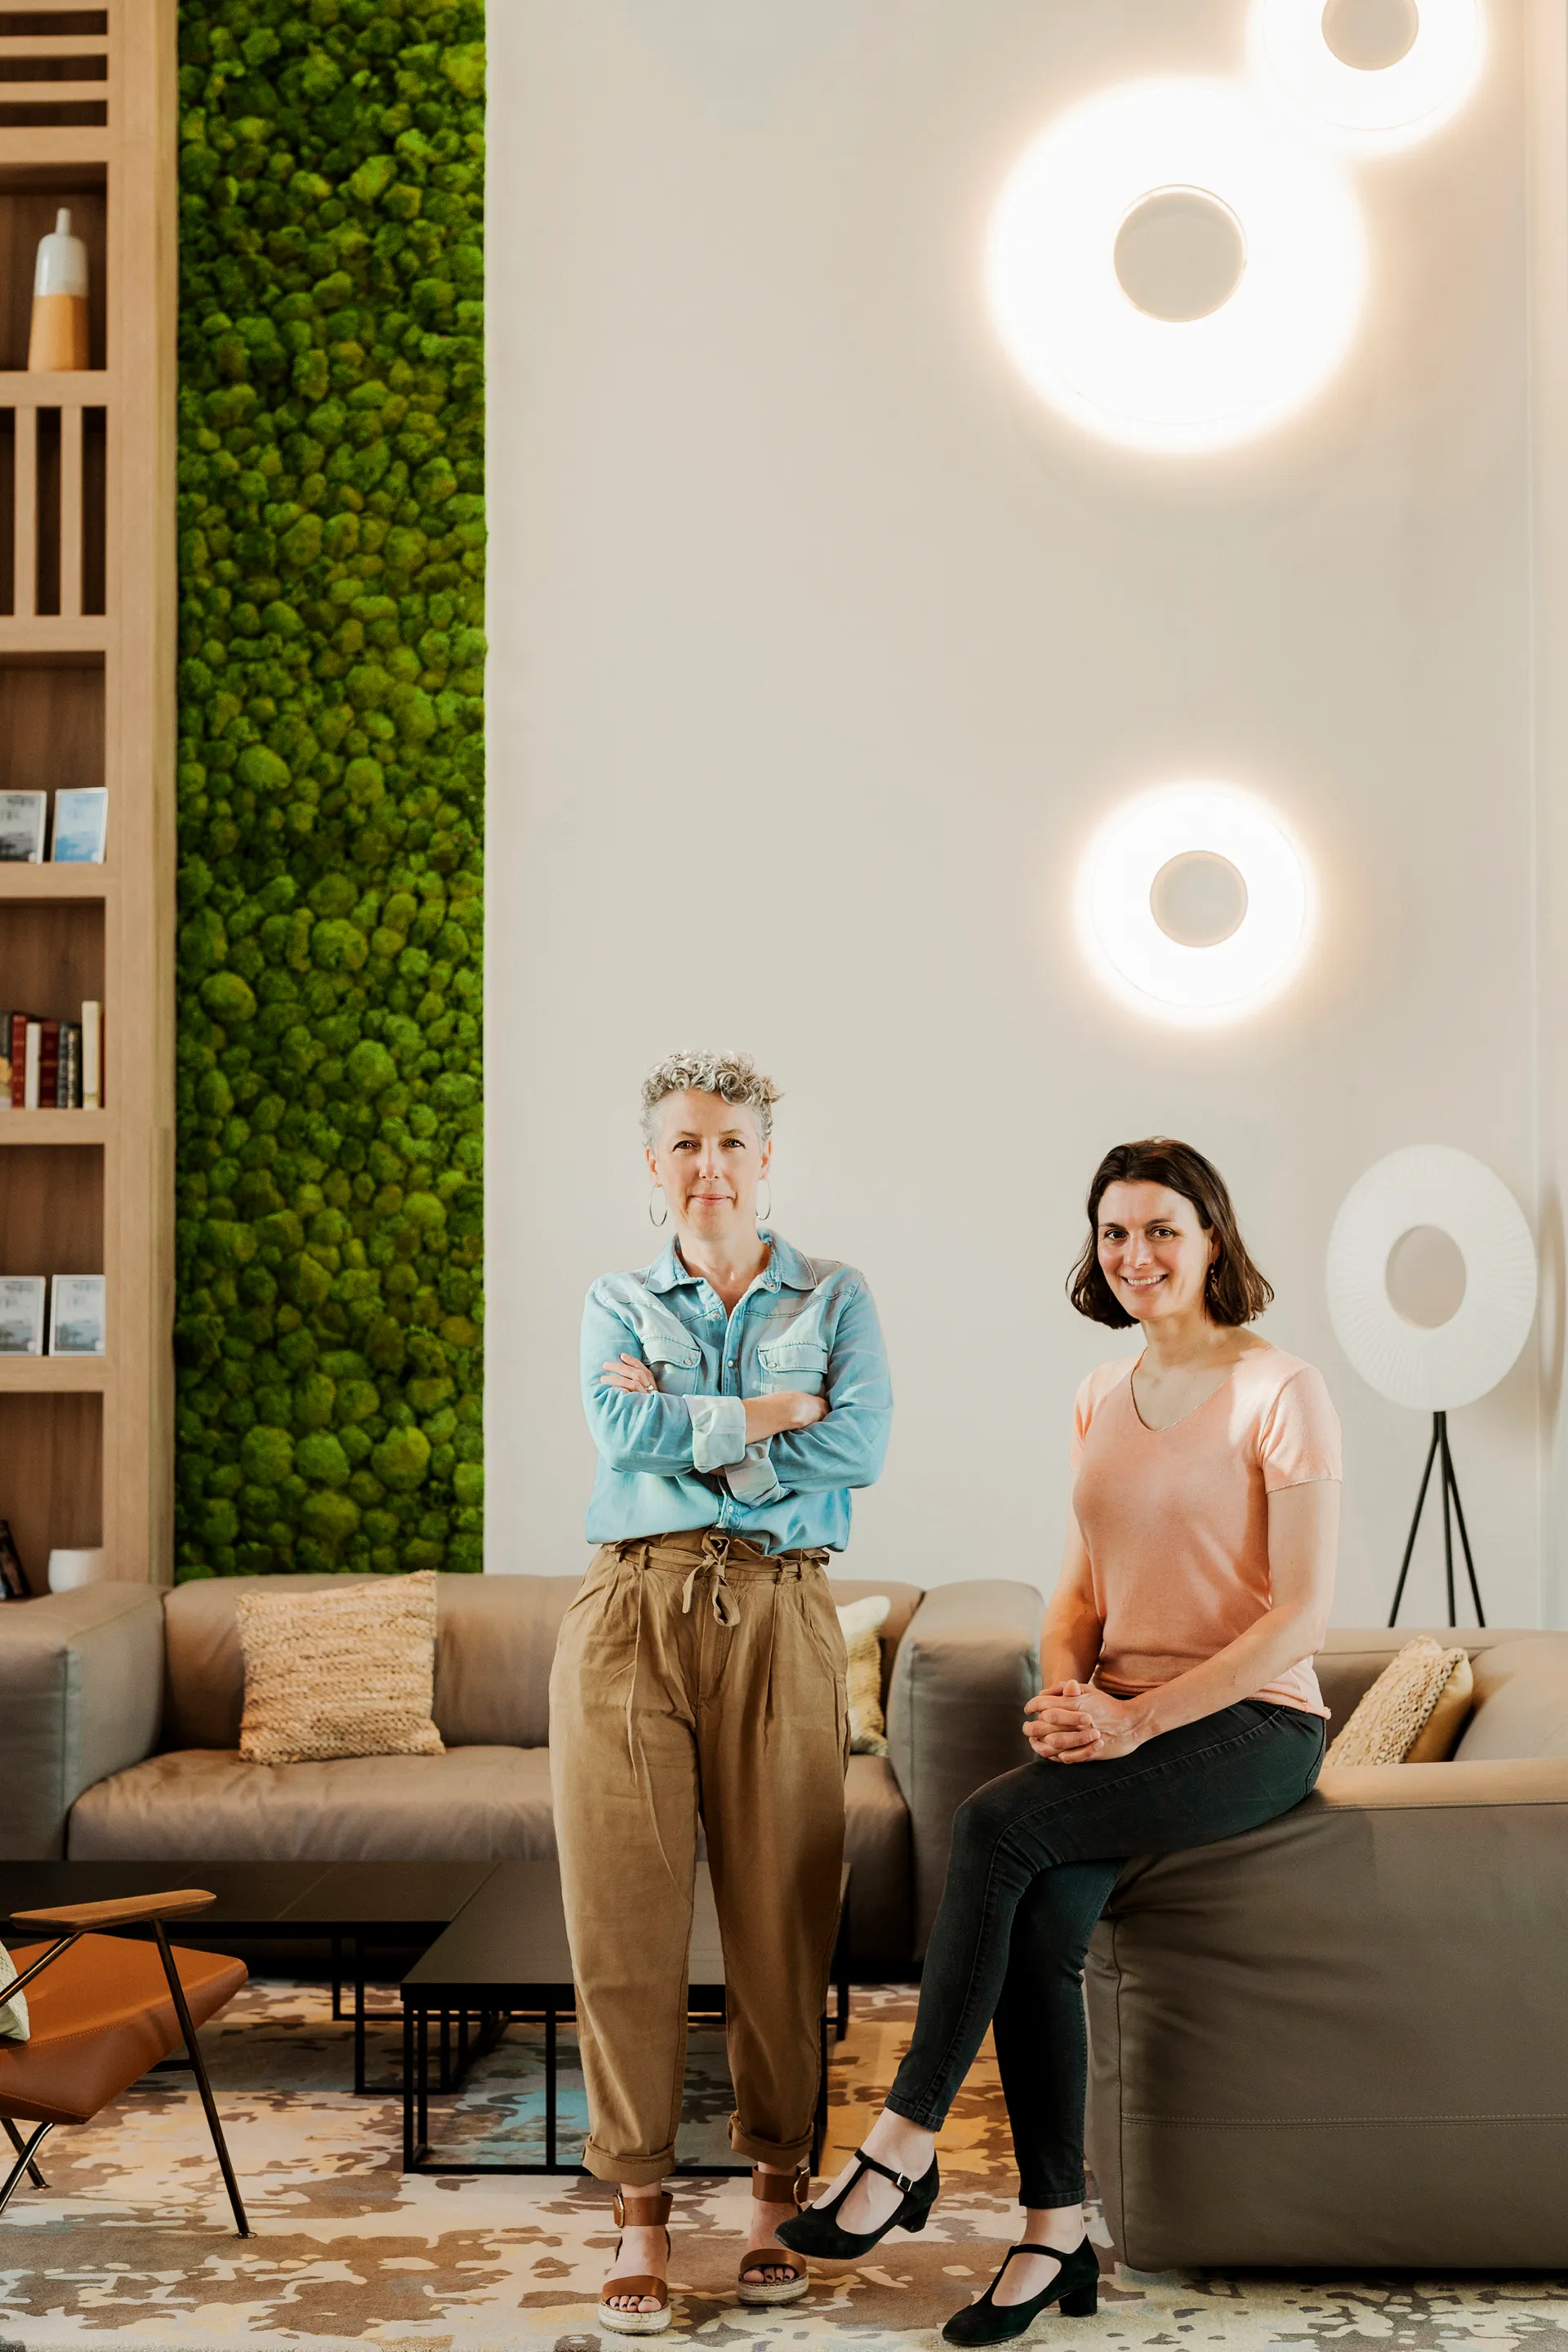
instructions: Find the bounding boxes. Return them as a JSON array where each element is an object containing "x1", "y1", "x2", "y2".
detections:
[
  {"x1": 756, "y1": 1180, "x2": 773, "y2": 1224},
  {"x1": 648, "y1": 1187, "x2": 669, "y2": 1229}
]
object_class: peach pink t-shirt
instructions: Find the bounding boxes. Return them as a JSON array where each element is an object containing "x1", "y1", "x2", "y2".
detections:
[{"x1": 1070, "y1": 1347, "x2": 1341, "y2": 1719}]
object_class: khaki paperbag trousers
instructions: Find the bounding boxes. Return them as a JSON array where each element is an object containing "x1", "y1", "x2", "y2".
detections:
[{"x1": 549, "y1": 1530, "x2": 849, "y2": 2184}]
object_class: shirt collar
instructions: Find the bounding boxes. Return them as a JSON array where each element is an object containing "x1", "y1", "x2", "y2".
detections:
[
  {"x1": 642, "y1": 1229, "x2": 817, "y2": 1295},
  {"x1": 761, "y1": 1229, "x2": 817, "y2": 1291},
  {"x1": 644, "y1": 1240, "x2": 697, "y2": 1293}
]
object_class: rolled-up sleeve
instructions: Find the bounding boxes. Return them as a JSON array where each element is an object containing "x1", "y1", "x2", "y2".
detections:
[
  {"x1": 746, "y1": 1279, "x2": 893, "y2": 1499},
  {"x1": 686, "y1": 1395, "x2": 748, "y2": 1472},
  {"x1": 581, "y1": 1284, "x2": 703, "y2": 1477},
  {"x1": 724, "y1": 1438, "x2": 786, "y2": 1506}
]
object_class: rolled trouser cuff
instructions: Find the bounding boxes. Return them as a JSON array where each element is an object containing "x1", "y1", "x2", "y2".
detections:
[
  {"x1": 884, "y1": 2087, "x2": 947, "y2": 2132},
  {"x1": 728, "y1": 2113, "x2": 815, "y2": 2170},
  {"x1": 582, "y1": 2136, "x2": 677, "y2": 2185}
]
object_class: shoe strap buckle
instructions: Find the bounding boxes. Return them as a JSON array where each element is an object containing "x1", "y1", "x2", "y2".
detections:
[{"x1": 853, "y1": 2144, "x2": 914, "y2": 2196}]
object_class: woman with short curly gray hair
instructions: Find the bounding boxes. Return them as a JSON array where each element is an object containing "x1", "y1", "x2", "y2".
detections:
[{"x1": 550, "y1": 1051, "x2": 893, "y2": 2332}]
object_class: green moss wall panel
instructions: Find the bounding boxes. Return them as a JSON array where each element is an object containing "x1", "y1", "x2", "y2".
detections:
[{"x1": 173, "y1": 0, "x2": 484, "y2": 1579}]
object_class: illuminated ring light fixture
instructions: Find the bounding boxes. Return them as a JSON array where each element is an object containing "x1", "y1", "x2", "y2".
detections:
[
  {"x1": 1252, "y1": 0, "x2": 1485, "y2": 153},
  {"x1": 985, "y1": 78, "x2": 1367, "y2": 453},
  {"x1": 1325, "y1": 1146, "x2": 1535, "y2": 1410},
  {"x1": 1077, "y1": 782, "x2": 1312, "y2": 1024}
]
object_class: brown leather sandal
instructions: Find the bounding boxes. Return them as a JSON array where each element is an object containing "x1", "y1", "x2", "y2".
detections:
[
  {"x1": 599, "y1": 2187, "x2": 674, "y2": 2336},
  {"x1": 738, "y1": 2165, "x2": 812, "y2": 2307}
]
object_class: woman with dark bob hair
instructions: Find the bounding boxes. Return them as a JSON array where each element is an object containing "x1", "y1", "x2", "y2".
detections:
[{"x1": 780, "y1": 1138, "x2": 1339, "y2": 2341}]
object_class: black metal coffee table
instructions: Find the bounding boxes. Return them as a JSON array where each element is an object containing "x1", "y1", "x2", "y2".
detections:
[
  {"x1": 400, "y1": 1860, "x2": 850, "y2": 2176},
  {"x1": 0, "y1": 1858, "x2": 495, "y2": 2092}
]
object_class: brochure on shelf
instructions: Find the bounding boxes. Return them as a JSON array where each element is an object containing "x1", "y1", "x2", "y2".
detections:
[
  {"x1": 0, "y1": 1276, "x2": 47, "y2": 1355},
  {"x1": 50, "y1": 787, "x2": 108, "y2": 864},
  {"x1": 0, "y1": 793, "x2": 47, "y2": 862},
  {"x1": 48, "y1": 1274, "x2": 106, "y2": 1357}
]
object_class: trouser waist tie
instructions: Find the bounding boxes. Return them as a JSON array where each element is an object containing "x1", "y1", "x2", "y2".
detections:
[{"x1": 679, "y1": 1531, "x2": 743, "y2": 1628}]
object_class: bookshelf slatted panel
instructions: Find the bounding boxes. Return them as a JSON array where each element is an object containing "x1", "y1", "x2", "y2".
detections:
[{"x1": 0, "y1": 0, "x2": 172, "y2": 1591}]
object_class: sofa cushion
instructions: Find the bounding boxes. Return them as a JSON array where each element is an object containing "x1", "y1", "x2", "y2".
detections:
[
  {"x1": 1454, "y1": 1634, "x2": 1568, "y2": 1761},
  {"x1": 162, "y1": 1575, "x2": 582, "y2": 1752},
  {"x1": 68, "y1": 1740, "x2": 912, "y2": 1967},
  {"x1": 67, "y1": 1745, "x2": 558, "y2": 1864}
]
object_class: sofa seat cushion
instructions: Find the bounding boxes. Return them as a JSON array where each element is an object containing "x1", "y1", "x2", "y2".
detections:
[
  {"x1": 68, "y1": 1746, "x2": 558, "y2": 1864},
  {"x1": 67, "y1": 1743, "x2": 911, "y2": 1967}
]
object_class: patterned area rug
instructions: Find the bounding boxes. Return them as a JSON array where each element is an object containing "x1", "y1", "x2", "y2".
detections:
[{"x1": 1, "y1": 1983, "x2": 1566, "y2": 2350}]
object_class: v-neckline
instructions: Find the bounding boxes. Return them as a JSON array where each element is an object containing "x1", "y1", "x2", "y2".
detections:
[{"x1": 1127, "y1": 1352, "x2": 1241, "y2": 1436}]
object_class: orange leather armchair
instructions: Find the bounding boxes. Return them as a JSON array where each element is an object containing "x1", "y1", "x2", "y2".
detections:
[{"x1": 0, "y1": 1887, "x2": 250, "y2": 2234}]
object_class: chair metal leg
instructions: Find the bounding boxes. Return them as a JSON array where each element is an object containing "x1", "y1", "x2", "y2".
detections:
[
  {"x1": 153, "y1": 1924, "x2": 250, "y2": 2238},
  {"x1": 0, "y1": 2120, "x2": 52, "y2": 2216},
  {"x1": 2, "y1": 2113, "x2": 48, "y2": 2191}
]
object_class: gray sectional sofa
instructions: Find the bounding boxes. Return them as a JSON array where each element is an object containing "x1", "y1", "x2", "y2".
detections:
[{"x1": 0, "y1": 1570, "x2": 1044, "y2": 1971}]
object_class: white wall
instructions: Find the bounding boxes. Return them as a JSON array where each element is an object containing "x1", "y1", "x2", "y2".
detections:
[{"x1": 488, "y1": 0, "x2": 1557, "y2": 1627}]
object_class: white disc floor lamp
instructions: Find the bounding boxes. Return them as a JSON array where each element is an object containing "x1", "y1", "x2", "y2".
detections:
[{"x1": 1325, "y1": 1146, "x2": 1537, "y2": 1628}]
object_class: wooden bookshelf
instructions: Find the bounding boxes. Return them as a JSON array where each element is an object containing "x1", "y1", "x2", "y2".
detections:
[
  {"x1": 0, "y1": 0, "x2": 172, "y2": 1591},
  {"x1": 0, "y1": 1356, "x2": 106, "y2": 1391}
]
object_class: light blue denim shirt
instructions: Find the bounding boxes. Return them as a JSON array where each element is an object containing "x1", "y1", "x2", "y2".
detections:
[{"x1": 581, "y1": 1229, "x2": 892, "y2": 1555}]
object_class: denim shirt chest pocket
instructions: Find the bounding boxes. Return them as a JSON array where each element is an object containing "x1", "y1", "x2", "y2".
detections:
[
  {"x1": 755, "y1": 1335, "x2": 829, "y2": 1396},
  {"x1": 645, "y1": 1330, "x2": 704, "y2": 1396}
]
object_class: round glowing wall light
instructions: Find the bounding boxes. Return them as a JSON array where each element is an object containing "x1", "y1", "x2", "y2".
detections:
[
  {"x1": 1077, "y1": 782, "x2": 1312, "y2": 1022},
  {"x1": 985, "y1": 78, "x2": 1367, "y2": 454},
  {"x1": 1251, "y1": 0, "x2": 1484, "y2": 152}
]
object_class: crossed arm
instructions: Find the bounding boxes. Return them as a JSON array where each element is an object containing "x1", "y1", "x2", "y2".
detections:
[
  {"x1": 601, "y1": 1355, "x2": 826, "y2": 1444},
  {"x1": 583, "y1": 1281, "x2": 892, "y2": 1496},
  {"x1": 1026, "y1": 1479, "x2": 1340, "y2": 1763}
]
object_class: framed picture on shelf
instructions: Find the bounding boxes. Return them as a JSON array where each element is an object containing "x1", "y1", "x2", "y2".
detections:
[
  {"x1": 48, "y1": 1274, "x2": 105, "y2": 1357},
  {"x1": 50, "y1": 787, "x2": 108, "y2": 865},
  {"x1": 0, "y1": 793, "x2": 47, "y2": 863},
  {"x1": 0, "y1": 1520, "x2": 28, "y2": 1601},
  {"x1": 0, "y1": 1276, "x2": 46, "y2": 1355}
]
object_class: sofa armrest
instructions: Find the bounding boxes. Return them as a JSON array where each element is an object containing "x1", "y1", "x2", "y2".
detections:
[
  {"x1": 887, "y1": 1578, "x2": 1041, "y2": 1958},
  {"x1": 0, "y1": 1588, "x2": 165, "y2": 1860},
  {"x1": 1086, "y1": 1758, "x2": 1568, "y2": 2269}
]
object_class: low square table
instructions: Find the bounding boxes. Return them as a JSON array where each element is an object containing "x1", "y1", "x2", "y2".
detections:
[
  {"x1": 400, "y1": 1859, "x2": 850, "y2": 2176},
  {"x1": 0, "y1": 1859, "x2": 496, "y2": 2092}
]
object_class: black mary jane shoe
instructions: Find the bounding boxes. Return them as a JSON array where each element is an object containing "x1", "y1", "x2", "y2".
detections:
[
  {"x1": 942, "y1": 2237, "x2": 1099, "y2": 2344},
  {"x1": 774, "y1": 2145, "x2": 940, "y2": 2261}
]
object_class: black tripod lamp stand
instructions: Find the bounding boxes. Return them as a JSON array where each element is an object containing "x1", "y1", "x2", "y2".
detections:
[
  {"x1": 1386, "y1": 1410, "x2": 1484, "y2": 1628},
  {"x1": 1326, "y1": 1146, "x2": 1537, "y2": 1637}
]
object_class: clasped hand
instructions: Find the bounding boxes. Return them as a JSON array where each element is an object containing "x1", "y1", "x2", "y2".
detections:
[{"x1": 1023, "y1": 1678, "x2": 1147, "y2": 1763}]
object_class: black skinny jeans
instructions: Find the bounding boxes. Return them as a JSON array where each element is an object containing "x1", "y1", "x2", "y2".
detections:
[{"x1": 887, "y1": 1699, "x2": 1325, "y2": 2207}]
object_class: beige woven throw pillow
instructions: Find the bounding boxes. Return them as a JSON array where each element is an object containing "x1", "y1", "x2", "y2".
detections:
[
  {"x1": 836, "y1": 1594, "x2": 891, "y2": 1757},
  {"x1": 236, "y1": 1572, "x2": 445, "y2": 1765},
  {"x1": 0, "y1": 1941, "x2": 29, "y2": 2041},
  {"x1": 1325, "y1": 1636, "x2": 1472, "y2": 1766}
]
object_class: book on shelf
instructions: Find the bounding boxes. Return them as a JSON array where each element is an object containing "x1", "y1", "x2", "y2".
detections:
[
  {"x1": 0, "y1": 1004, "x2": 101, "y2": 1109},
  {"x1": 37, "y1": 1018, "x2": 58, "y2": 1110},
  {"x1": 0, "y1": 793, "x2": 46, "y2": 863},
  {"x1": 7, "y1": 1012, "x2": 30, "y2": 1107},
  {"x1": 49, "y1": 787, "x2": 107, "y2": 865},
  {"x1": 0, "y1": 1520, "x2": 28, "y2": 1601},
  {"x1": 48, "y1": 1274, "x2": 105, "y2": 1357},
  {"x1": 58, "y1": 1020, "x2": 79, "y2": 1107},
  {"x1": 82, "y1": 999, "x2": 100, "y2": 1109},
  {"x1": 0, "y1": 1275, "x2": 46, "y2": 1356}
]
